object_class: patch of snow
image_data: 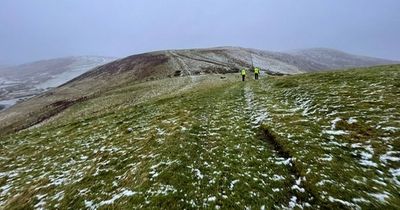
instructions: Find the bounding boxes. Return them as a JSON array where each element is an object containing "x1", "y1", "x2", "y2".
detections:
[
  {"x1": 351, "y1": 143, "x2": 363, "y2": 148},
  {"x1": 189, "y1": 199, "x2": 197, "y2": 207},
  {"x1": 288, "y1": 196, "x2": 297, "y2": 208},
  {"x1": 326, "y1": 141, "x2": 348, "y2": 147},
  {"x1": 331, "y1": 117, "x2": 342, "y2": 130},
  {"x1": 291, "y1": 184, "x2": 305, "y2": 193},
  {"x1": 316, "y1": 179, "x2": 335, "y2": 186},
  {"x1": 229, "y1": 180, "x2": 240, "y2": 190},
  {"x1": 275, "y1": 158, "x2": 292, "y2": 165},
  {"x1": 382, "y1": 127, "x2": 399, "y2": 132},
  {"x1": 98, "y1": 189, "x2": 137, "y2": 206},
  {"x1": 323, "y1": 130, "x2": 348, "y2": 135},
  {"x1": 252, "y1": 112, "x2": 268, "y2": 126},
  {"x1": 372, "y1": 179, "x2": 387, "y2": 186},
  {"x1": 51, "y1": 177, "x2": 67, "y2": 186},
  {"x1": 121, "y1": 189, "x2": 136, "y2": 196},
  {"x1": 390, "y1": 168, "x2": 400, "y2": 176},
  {"x1": 368, "y1": 192, "x2": 390, "y2": 202},
  {"x1": 320, "y1": 154, "x2": 333, "y2": 161},
  {"x1": 149, "y1": 171, "x2": 159, "y2": 179},
  {"x1": 351, "y1": 177, "x2": 367, "y2": 184},
  {"x1": 380, "y1": 151, "x2": 400, "y2": 164},
  {"x1": 148, "y1": 184, "x2": 177, "y2": 196},
  {"x1": 272, "y1": 175, "x2": 285, "y2": 181},
  {"x1": 0, "y1": 184, "x2": 12, "y2": 196},
  {"x1": 347, "y1": 117, "x2": 358, "y2": 124},
  {"x1": 156, "y1": 128, "x2": 165, "y2": 136},
  {"x1": 53, "y1": 191, "x2": 64, "y2": 201},
  {"x1": 193, "y1": 168, "x2": 204, "y2": 179},
  {"x1": 358, "y1": 148, "x2": 377, "y2": 167},
  {"x1": 359, "y1": 159, "x2": 378, "y2": 167},
  {"x1": 389, "y1": 168, "x2": 400, "y2": 185},
  {"x1": 327, "y1": 110, "x2": 338, "y2": 116},
  {"x1": 85, "y1": 200, "x2": 96, "y2": 210},
  {"x1": 34, "y1": 194, "x2": 47, "y2": 209},
  {"x1": 207, "y1": 196, "x2": 217, "y2": 202},
  {"x1": 328, "y1": 196, "x2": 357, "y2": 207},
  {"x1": 352, "y1": 197, "x2": 370, "y2": 203}
]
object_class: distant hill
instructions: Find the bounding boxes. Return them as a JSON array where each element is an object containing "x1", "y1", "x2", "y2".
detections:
[
  {"x1": 71, "y1": 47, "x2": 397, "y2": 83},
  {"x1": 62, "y1": 47, "x2": 397, "y2": 95},
  {"x1": 287, "y1": 48, "x2": 397, "y2": 70},
  {"x1": 0, "y1": 56, "x2": 115, "y2": 110}
]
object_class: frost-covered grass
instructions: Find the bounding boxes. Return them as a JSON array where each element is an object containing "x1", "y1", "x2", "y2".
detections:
[{"x1": 0, "y1": 65, "x2": 399, "y2": 209}]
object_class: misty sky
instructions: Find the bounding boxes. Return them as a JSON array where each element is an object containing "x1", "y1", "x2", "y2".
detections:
[{"x1": 0, "y1": 0, "x2": 399, "y2": 65}]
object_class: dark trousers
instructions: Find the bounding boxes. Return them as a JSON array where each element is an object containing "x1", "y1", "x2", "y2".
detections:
[
  {"x1": 255, "y1": 73, "x2": 259, "y2": 80},
  {"x1": 242, "y1": 75, "x2": 245, "y2": 81}
]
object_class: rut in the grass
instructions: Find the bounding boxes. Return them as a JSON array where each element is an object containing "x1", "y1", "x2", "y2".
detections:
[
  {"x1": 243, "y1": 84, "x2": 321, "y2": 208},
  {"x1": 260, "y1": 127, "x2": 320, "y2": 206}
]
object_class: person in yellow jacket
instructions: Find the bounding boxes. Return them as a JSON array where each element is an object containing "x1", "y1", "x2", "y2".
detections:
[
  {"x1": 254, "y1": 67, "x2": 260, "y2": 80},
  {"x1": 241, "y1": 68, "x2": 246, "y2": 81}
]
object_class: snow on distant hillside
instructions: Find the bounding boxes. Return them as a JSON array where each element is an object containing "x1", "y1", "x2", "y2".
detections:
[
  {"x1": 287, "y1": 48, "x2": 398, "y2": 70},
  {"x1": 0, "y1": 56, "x2": 115, "y2": 110},
  {"x1": 34, "y1": 56, "x2": 115, "y2": 89}
]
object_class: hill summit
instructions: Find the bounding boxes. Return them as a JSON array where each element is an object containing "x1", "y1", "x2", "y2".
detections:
[{"x1": 70, "y1": 47, "x2": 397, "y2": 83}]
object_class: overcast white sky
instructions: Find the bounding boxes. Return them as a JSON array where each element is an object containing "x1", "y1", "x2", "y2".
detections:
[{"x1": 0, "y1": 0, "x2": 399, "y2": 65}]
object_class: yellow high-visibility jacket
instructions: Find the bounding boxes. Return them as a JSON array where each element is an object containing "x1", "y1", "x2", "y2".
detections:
[
  {"x1": 254, "y1": 67, "x2": 260, "y2": 74},
  {"x1": 241, "y1": 69, "x2": 246, "y2": 75}
]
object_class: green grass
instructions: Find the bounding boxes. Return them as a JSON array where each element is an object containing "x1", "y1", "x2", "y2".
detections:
[{"x1": 0, "y1": 65, "x2": 399, "y2": 209}]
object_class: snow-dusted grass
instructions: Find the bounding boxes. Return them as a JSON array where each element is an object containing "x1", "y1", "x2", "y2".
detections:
[
  {"x1": 254, "y1": 65, "x2": 400, "y2": 208},
  {"x1": 0, "y1": 65, "x2": 399, "y2": 209}
]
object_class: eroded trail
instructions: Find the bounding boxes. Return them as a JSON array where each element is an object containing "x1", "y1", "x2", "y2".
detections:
[{"x1": 243, "y1": 83, "x2": 318, "y2": 208}]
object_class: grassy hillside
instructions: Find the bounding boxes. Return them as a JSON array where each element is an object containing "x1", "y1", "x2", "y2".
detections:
[
  {"x1": 0, "y1": 65, "x2": 399, "y2": 209},
  {"x1": 1, "y1": 47, "x2": 398, "y2": 136}
]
